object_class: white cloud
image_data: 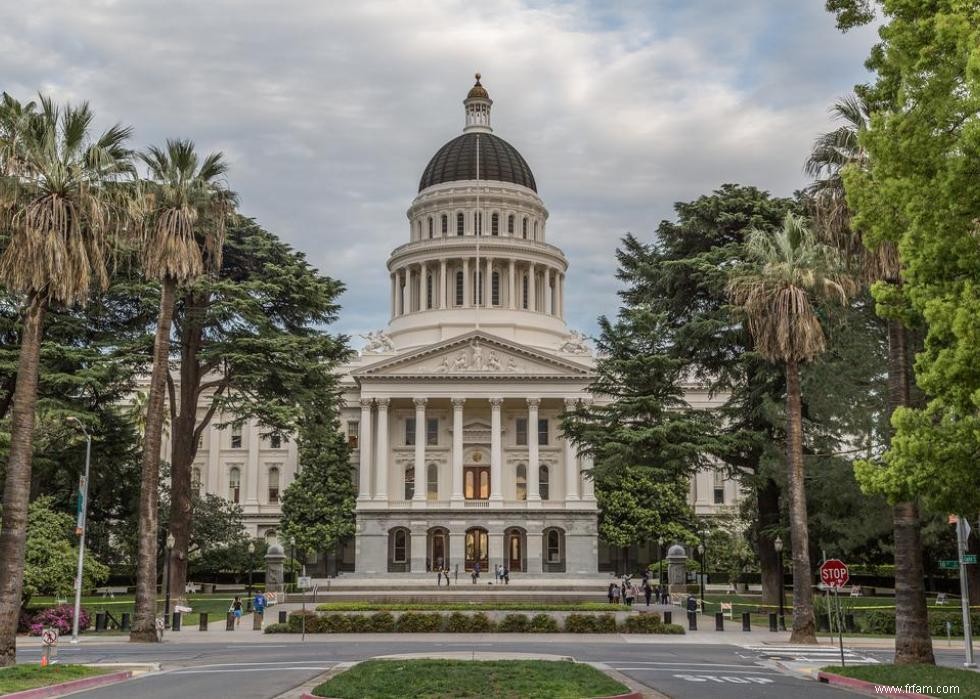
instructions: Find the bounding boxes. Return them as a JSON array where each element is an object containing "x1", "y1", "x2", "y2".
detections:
[{"x1": 0, "y1": 0, "x2": 878, "y2": 340}]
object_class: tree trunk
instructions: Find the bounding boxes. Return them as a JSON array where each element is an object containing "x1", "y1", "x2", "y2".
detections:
[
  {"x1": 167, "y1": 292, "x2": 208, "y2": 602},
  {"x1": 757, "y1": 477, "x2": 782, "y2": 607},
  {"x1": 131, "y1": 277, "x2": 177, "y2": 642},
  {"x1": 785, "y1": 359, "x2": 816, "y2": 643},
  {"x1": 0, "y1": 296, "x2": 46, "y2": 667},
  {"x1": 887, "y1": 318, "x2": 934, "y2": 664}
]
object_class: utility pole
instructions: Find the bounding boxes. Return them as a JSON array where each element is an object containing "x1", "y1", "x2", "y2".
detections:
[
  {"x1": 955, "y1": 515, "x2": 976, "y2": 668},
  {"x1": 67, "y1": 417, "x2": 91, "y2": 644}
]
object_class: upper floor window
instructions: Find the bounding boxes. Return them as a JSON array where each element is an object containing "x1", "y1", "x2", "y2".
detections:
[
  {"x1": 270, "y1": 434, "x2": 282, "y2": 449},
  {"x1": 428, "y1": 217, "x2": 434, "y2": 238},
  {"x1": 713, "y1": 471, "x2": 725, "y2": 504},
  {"x1": 538, "y1": 418, "x2": 550, "y2": 445},
  {"x1": 455, "y1": 270, "x2": 464, "y2": 306},
  {"x1": 347, "y1": 420, "x2": 359, "y2": 448},
  {"x1": 441, "y1": 214, "x2": 448, "y2": 236},
  {"x1": 474, "y1": 270, "x2": 482, "y2": 305},
  {"x1": 515, "y1": 418, "x2": 528, "y2": 446},
  {"x1": 491, "y1": 213, "x2": 499, "y2": 236},
  {"x1": 230, "y1": 424, "x2": 243, "y2": 449},
  {"x1": 522, "y1": 217, "x2": 528, "y2": 238},
  {"x1": 426, "y1": 417, "x2": 439, "y2": 446},
  {"x1": 539, "y1": 465, "x2": 550, "y2": 500},
  {"x1": 229, "y1": 466, "x2": 241, "y2": 503},
  {"x1": 456, "y1": 212, "x2": 464, "y2": 236},
  {"x1": 268, "y1": 465, "x2": 281, "y2": 503},
  {"x1": 426, "y1": 463, "x2": 438, "y2": 500},
  {"x1": 508, "y1": 214, "x2": 514, "y2": 235},
  {"x1": 192, "y1": 467, "x2": 202, "y2": 493},
  {"x1": 516, "y1": 463, "x2": 527, "y2": 501},
  {"x1": 405, "y1": 417, "x2": 416, "y2": 446},
  {"x1": 491, "y1": 271, "x2": 500, "y2": 306},
  {"x1": 404, "y1": 467, "x2": 415, "y2": 500}
]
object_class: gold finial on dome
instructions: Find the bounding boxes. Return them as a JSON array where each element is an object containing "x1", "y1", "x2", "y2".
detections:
[
  {"x1": 475, "y1": 72, "x2": 481, "y2": 81},
  {"x1": 467, "y1": 73, "x2": 489, "y2": 100}
]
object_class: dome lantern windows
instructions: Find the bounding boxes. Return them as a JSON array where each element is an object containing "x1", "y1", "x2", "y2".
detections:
[{"x1": 456, "y1": 212, "x2": 464, "y2": 236}]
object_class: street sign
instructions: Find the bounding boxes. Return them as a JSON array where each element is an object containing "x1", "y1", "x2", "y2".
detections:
[
  {"x1": 963, "y1": 554, "x2": 977, "y2": 564},
  {"x1": 297, "y1": 576, "x2": 312, "y2": 589},
  {"x1": 820, "y1": 559, "x2": 850, "y2": 588},
  {"x1": 941, "y1": 560, "x2": 960, "y2": 570},
  {"x1": 41, "y1": 629, "x2": 58, "y2": 646}
]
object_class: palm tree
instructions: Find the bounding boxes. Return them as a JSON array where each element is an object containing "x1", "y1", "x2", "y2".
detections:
[
  {"x1": 0, "y1": 96, "x2": 132, "y2": 666},
  {"x1": 130, "y1": 139, "x2": 231, "y2": 642},
  {"x1": 728, "y1": 213, "x2": 855, "y2": 644},
  {"x1": 805, "y1": 95, "x2": 934, "y2": 664}
]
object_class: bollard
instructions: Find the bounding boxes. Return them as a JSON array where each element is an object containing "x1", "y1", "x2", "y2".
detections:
[
  {"x1": 246, "y1": 599, "x2": 253, "y2": 614},
  {"x1": 818, "y1": 613, "x2": 831, "y2": 632},
  {"x1": 715, "y1": 612, "x2": 724, "y2": 631},
  {"x1": 120, "y1": 613, "x2": 131, "y2": 631},
  {"x1": 278, "y1": 610, "x2": 287, "y2": 624},
  {"x1": 742, "y1": 611, "x2": 751, "y2": 632},
  {"x1": 769, "y1": 612, "x2": 778, "y2": 632},
  {"x1": 253, "y1": 612, "x2": 263, "y2": 631},
  {"x1": 844, "y1": 613, "x2": 855, "y2": 633},
  {"x1": 199, "y1": 613, "x2": 208, "y2": 631},
  {"x1": 172, "y1": 612, "x2": 181, "y2": 631},
  {"x1": 95, "y1": 611, "x2": 107, "y2": 632},
  {"x1": 226, "y1": 612, "x2": 235, "y2": 631},
  {"x1": 688, "y1": 611, "x2": 697, "y2": 631},
  {"x1": 663, "y1": 611, "x2": 672, "y2": 625}
]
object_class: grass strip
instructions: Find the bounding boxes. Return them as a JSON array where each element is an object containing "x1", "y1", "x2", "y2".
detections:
[
  {"x1": 822, "y1": 664, "x2": 980, "y2": 698},
  {"x1": 0, "y1": 664, "x2": 110, "y2": 694}
]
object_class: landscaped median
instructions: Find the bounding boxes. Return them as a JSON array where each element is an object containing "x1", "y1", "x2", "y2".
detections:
[
  {"x1": 818, "y1": 664, "x2": 980, "y2": 699},
  {"x1": 0, "y1": 665, "x2": 131, "y2": 699},
  {"x1": 301, "y1": 659, "x2": 639, "y2": 699},
  {"x1": 267, "y1": 610, "x2": 684, "y2": 634}
]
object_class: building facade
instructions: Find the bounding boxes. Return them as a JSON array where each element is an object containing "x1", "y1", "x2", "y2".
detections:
[{"x1": 182, "y1": 76, "x2": 741, "y2": 575}]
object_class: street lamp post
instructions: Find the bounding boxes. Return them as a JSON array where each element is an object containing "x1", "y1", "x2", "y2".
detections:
[
  {"x1": 67, "y1": 417, "x2": 91, "y2": 644},
  {"x1": 164, "y1": 533, "x2": 175, "y2": 629},
  {"x1": 697, "y1": 542, "x2": 705, "y2": 611},
  {"x1": 247, "y1": 541, "x2": 255, "y2": 612},
  {"x1": 288, "y1": 537, "x2": 296, "y2": 591},
  {"x1": 774, "y1": 535, "x2": 786, "y2": 631},
  {"x1": 657, "y1": 537, "x2": 665, "y2": 587}
]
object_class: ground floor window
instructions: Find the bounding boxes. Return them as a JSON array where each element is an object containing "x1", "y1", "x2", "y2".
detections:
[
  {"x1": 388, "y1": 527, "x2": 411, "y2": 572},
  {"x1": 465, "y1": 527, "x2": 489, "y2": 571},
  {"x1": 543, "y1": 527, "x2": 565, "y2": 573}
]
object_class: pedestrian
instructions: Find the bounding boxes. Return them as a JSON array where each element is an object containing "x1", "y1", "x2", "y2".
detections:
[
  {"x1": 495, "y1": 564, "x2": 502, "y2": 583},
  {"x1": 611, "y1": 583, "x2": 621, "y2": 604},
  {"x1": 254, "y1": 591, "x2": 267, "y2": 619},
  {"x1": 662, "y1": 587, "x2": 669, "y2": 605},
  {"x1": 437, "y1": 570, "x2": 443, "y2": 587},
  {"x1": 444, "y1": 566, "x2": 451, "y2": 586},
  {"x1": 607, "y1": 582, "x2": 615, "y2": 604},
  {"x1": 644, "y1": 582, "x2": 652, "y2": 607},
  {"x1": 231, "y1": 595, "x2": 243, "y2": 628},
  {"x1": 503, "y1": 567, "x2": 509, "y2": 585},
  {"x1": 624, "y1": 584, "x2": 634, "y2": 607}
]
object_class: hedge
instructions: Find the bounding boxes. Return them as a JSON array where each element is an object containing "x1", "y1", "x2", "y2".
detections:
[
  {"x1": 564, "y1": 613, "x2": 617, "y2": 633},
  {"x1": 857, "y1": 609, "x2": 980, "y2": 637}
]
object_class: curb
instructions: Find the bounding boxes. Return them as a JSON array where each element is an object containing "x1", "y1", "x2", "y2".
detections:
[
  {"x1": 302, "y1": 693, "x2": 642, "y2": 699},
  {"x1": 1, "y1": 670, "x2": 133, "y2": 699},
  {"x1": 816, "y1": 671, "x2": 933, "y2": 698}
]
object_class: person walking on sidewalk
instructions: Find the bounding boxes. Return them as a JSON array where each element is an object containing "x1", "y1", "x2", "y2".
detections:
[
  {"x1": 607, "y1": 583, "x2": 616, "y2": 604},
  {"x1": 643, "y1": 581, "x2": 653, "y2": 607},
  {"x1": 231, "y1": 596, "x2": 243, "y2": 628}
]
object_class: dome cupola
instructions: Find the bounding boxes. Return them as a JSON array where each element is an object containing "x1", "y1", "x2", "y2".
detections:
[{"x1": 464, "y1": 73, "x2": 492, "y2": 133}]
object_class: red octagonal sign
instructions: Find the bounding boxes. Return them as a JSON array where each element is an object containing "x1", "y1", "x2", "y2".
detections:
[{"x1": 820, "y1": 559, "x2": 849, "y2": 588}]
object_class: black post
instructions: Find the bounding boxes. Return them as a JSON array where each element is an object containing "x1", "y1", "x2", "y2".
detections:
[
  {"x1": 278, "y1": 610, "x2": 287, "y2": 624},
  {"x1": 715, "y1": 612, "x2": 724, "y2": 631},
  {"x1": 95, "y1": 611, "x2": 107, "y2": 632},
  {"x1": 199, "y1": 613, "x2": 208, "y2": 631},
  {"x1": 688, "y1": 611, "x2": 697, "y2": 631},
  {"x1": 769, "y1": 612, "x2": 778, "y2": 632},
  {"x1": 164, "y1": 548, "x2": 173, "y2": 629},
  {"x1": 742, "y1": 611, "x2": 751, "y2": 632},
  {"x1": 663, "y1": 611, "x2": 672, "y2": 625},
  {"x1": 225, "y1": 612, "x2": 235, "y2": 631},
  {"x1": 120, "y1": 612, "x2": 131, "y2": 631},
  {"x1": 778, "y1": 548, "x2": 786, "y2": 631},
  {"x1": 172, "y1": 611, "x2": 181, "y2": 631}
]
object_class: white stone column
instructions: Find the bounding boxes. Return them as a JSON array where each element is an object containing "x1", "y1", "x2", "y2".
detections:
[
  {"x1": 544, "y1": 268, "x2": 553, "y2": 315},
  {"x1": 245, "y1": 419, "x2": 259, "y2": 505},
  {"x1": 508, "y1": 259, "x2": 516, "y2": 309},
  {"x1": 207, "y1": 417, "x2": 221, "y2": 494},
  {"x1": 526, "y1": 524, "x2": 543, "y2": 573},
  {"x1": 489, "y1": 529, "x2": 504, "y2": 573},
  {"x1": 410, "y1": 524, "x2": 427, "y2": 573},
  {"x1": 439, "y1": 259, "x2": 447, "y2": 309},
  {"x1": 420, "y1": 262, "x2": 428, "y2": 311},
  {"x1": 462, "y1": 258, "x2": 470, "y2": 307},
  {"x1": 402, "y1": 267, "x2": 411, "y2": 314},
  {"x1": 390, "y1": 272, "x2": 396, "y2": 318},
  {"x1": 358, "y1": 399, "x2": 373, "y2": 501},
  {"x1": 413, "y1": 398, "x2": 427, "y2": 505},
  {"x1": 581, "y1": 453, "x2": 596, "y2": 502},
  {"x1": 527, "y1": 398, "x2": 541, "y2": 503},
  {"x1": 559, "y1": 273, "x2": 565, "y2": 318},
  {"x1": 449, "y1": 531, "x2": 465, "y2": 571},
  {"x1": 451, "y1": 398, "x2": 465, "y2": 503},
  {"x1": 485, "y1": 257, "x2": 493, "y2": 307},
  {"x1": 373, "y1": 398, "x2": 389, "y2": 502},
  {"x1": 528, "y1": 262, "x2": 537, "y2": 311},
  {"x1": 490, "y1": 398, "x2": 503, "y2": 503},
  {"x1": 563, "y1": 398, "x2": 580, "y2": 501}
]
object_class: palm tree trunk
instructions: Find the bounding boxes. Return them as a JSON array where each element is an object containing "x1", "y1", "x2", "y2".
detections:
[
  {"x1": 887, "y1": 318, "x2": 934, "y2": 664},
  {"x1": 131, "y1": 277, "x2": 177, "y2": 642},
  {"x1": 0, "y1": 295, "x2": 46, "y2": 667},
  {"x1": 785, "y1": 359, "x2": 816, "y2": 643},
  {"x1": 757, "y1": 477, "x2": 782, "y2": 607}
]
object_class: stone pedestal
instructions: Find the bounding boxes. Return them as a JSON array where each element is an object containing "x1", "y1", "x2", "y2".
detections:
[
  {"x1": 666, "y1": 544, "x2": 689, "y2": 594},
  {"x1": 264, "y1": 544, "x2": 286, "y2": 593}
]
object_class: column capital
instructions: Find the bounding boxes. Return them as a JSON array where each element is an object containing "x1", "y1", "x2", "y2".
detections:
[
  {"x1": 452, "y1": 397, "x2": 466, "y2": 408},
  {"x1": 580, "y1": 397, "x2": 594, "y2": 407},
  {"x1": 413, "y1": 397, "x2": 428, "y2": 408},
  {"x1": 563, "y1": 398, "x2": 578, "y2": 409},
  {"x1": 375, "y1": 398, "x2": 390, "y2": 408},
  {"x1": 489, "y1": 397, "x2": 504, "y2": 408},
  {"x1": 360, "y1": 398, "x2": 374, "y2": 409},
  {"x1": 526, "y1": 398, "x2": 541, "y2": 408}
]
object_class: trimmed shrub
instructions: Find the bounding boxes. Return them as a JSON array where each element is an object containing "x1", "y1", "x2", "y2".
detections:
[
  {"x1": 929, "y1": 611, "x2": 980, "y2": 637},
  {"x1": 529, "y1": 614, "x2": 559, "y2": 633},
  {"x1": 365, "y1": 611, "x2": 396, "y2": 632},
  {"x1": 661, "y1": 623, "x2": 687, "y2": 634},
  {"x1": 446, "y1": 612, "x2": 472, "y2": 633},
  {"x1": 594, "y1": 613, "x2": 617, "y2": 633},
  {"x1": 498, "y1": 614, "x2": 530, "y2": 632},
  {"x1": 29, "y1": 606, "x2": 91, "y2": 636},
  {"x1": 858, "y1": 610, "x2": 895, "y2": 635},
  {"x1": 564, "y1": 614, "x2": 597, "y2": 633},
  {"x1": 263, "y1": 622, "x2": 290, "y2": 634},
  {"x1": 623, "y1": 613, "x2": 665, "y2": 634},
  {"x1": 468, "y1": 612, "x2": 494, "y2": 632},
  {"x1": 287, "y1": 610, "x2": 319, "y2": 633},
  {"x1": 320, "y1": 614, "x2": 353, "y2": 633},
  {"x1": 395, "y1": 612, "x2": 444, "y2": 632}
]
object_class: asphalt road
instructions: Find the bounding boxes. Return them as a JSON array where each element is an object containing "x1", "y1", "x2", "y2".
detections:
[{"x1": 18, "y1": 638, "x2": 943, "y2": 699}]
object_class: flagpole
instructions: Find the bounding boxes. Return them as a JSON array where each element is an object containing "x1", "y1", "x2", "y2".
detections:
[{"x1": 475, "y1": 133, "x2": 480, "y2": 330}]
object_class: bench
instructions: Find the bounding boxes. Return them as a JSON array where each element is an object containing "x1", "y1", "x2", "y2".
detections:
[
  {"x1": 184, "y1": 583, "x2": 202, "y2": 594},
  {"x1": 95, "y1": 586, "x2": 128, "y2": 598},
  {"x1": 936, "y1": 592, "x2": 948, "y2": 605}
]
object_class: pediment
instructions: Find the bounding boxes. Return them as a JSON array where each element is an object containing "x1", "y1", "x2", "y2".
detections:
[{"x1": 353, "y1": 331, "x2": 592, "y2": 380}]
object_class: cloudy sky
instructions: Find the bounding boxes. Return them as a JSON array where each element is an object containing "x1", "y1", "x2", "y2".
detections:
[{"x1": 1, "y1": 1, "x2": 877, "y2": 343}]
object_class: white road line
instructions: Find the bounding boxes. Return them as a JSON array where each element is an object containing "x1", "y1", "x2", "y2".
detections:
[
  {"x1": 168, "y1": 660, "x2": 335, "y2": 669},
  {"x1": 598, "y1": 661, "x2": 762, "y2": 668},
  {"x1": 170, "y1": 667, "x2": 332, "y2": 674},
  {"x1": 612, "y1": 668, "x2": 781, "y2": 675}
]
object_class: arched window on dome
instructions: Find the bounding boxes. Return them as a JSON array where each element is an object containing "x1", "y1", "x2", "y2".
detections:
[
  {"x1": 456, "y1": 212, "x2": 464, "y2": 236},
  {"x1": 522, "y1": 274, "x2": 529, "y2": 309},
  {"x1": 455, "y1": 270, "x2": 464, "y2": 306},
  {"x1": 533, "y1": 220, "x2": 538, "y2": 240},
  {"x1": 491, "y1": 271, "x2": 500, "y2": 306},
  {"x1": 508, "y1": 214, "x2": 515, "y2": 235},
  {"x1": 441, "y1": 214, "x2": 448, "y2": 236},
  {"x1": 426, "y1": 273, "x2": 433, "y2": 310},
  {"x1": 491, "y1": 213, "x2": 499, "y2": 236},
  {"x1": 522, "y1": 217, "x2": 528, "y2": 239},
  {"x1": 475, "y1": 211, "x2": 482, "y2": 236},
  {"x1": 428, "y1": 217, "x2": 433, "y2": 239},
  {"x1": 474, "y1": 270, "x2": 483, "y2": 305}
]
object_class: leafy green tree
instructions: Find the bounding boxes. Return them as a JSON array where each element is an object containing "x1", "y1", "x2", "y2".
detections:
[
  {"x1": 280, "y1": 408, "x2": 356, "y2": 563},
  {"x1": 0, "y1": 95, "x2": 132, "y2": 666},
  {"x1": 131, "y1": 139, "x2": 231, "y2": 642},
  {"x1": 728, "y1": 213, "x2": 855, "y2": 643},
  {"x1": 23, "y1": 496, "x2": 109, "y2": 606},
  {"x1": 162, "y1": 215, "x2": 348, "y2": 597}
]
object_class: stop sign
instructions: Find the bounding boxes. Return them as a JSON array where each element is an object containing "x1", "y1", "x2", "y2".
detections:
[{"x1": 820, "y1": 559, "x2": 849, "y2": 588}]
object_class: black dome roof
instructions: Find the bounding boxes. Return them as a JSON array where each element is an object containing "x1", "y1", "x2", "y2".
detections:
[{"x1": 419, "y1": 132, "x2": 536, "y2": 192}]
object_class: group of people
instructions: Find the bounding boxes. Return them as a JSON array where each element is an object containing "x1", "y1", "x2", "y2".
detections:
[
  {"x1": 607, "y1": 570, "x2": 670, "y2": 607},
  {"x1": 228, "y1": 591, "x2": 268, "y2": 629}
]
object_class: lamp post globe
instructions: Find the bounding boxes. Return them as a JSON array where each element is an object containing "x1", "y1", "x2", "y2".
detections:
[
  {"x1": 164, "y1": 533, "x2": 175, "y2": 629},
  {"x1": 774, "y1": 535, "x2": 786, "y2": 631}
]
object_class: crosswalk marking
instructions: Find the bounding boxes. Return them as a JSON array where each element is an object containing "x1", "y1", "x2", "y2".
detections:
[{"x1": 740, "y1": 643, "x2": 879, "y2": 665}]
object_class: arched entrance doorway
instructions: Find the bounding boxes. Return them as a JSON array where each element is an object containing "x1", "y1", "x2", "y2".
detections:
[
  {"x1": 428, "y1": 527, "x2": 448, "y2": 571},
  {"x1": 505, "y1": 527, "x2": 526, "y2": 572},
  {"x1": 464, "y1": 527, "x2": 489, "y2": 571}
]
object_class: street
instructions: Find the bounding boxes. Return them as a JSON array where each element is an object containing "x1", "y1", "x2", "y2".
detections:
[{"x1": 17, "y1": 637, "x2": 967, "y2": 699}]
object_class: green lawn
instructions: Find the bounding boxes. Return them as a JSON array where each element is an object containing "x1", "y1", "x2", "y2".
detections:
[
  {"x1": 315, "y1": 601, "x2": 619, "y2": 613},
  {"x1": 28, "y1": 594, "x2": 245, "y2": 628},
  {"x1": 822, "y1": 664, "x2": 980, "y2": 698},
  {"x1": 314, "y1": 659, "x2": 628, "y2": 699},
  {"x1": 0, "y1": 664, "x2": 110, "y2": 694}
]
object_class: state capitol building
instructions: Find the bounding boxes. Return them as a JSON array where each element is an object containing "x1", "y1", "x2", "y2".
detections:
[{"x1": 183, "y1": 76, "x2": 739, "y2": 576}]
